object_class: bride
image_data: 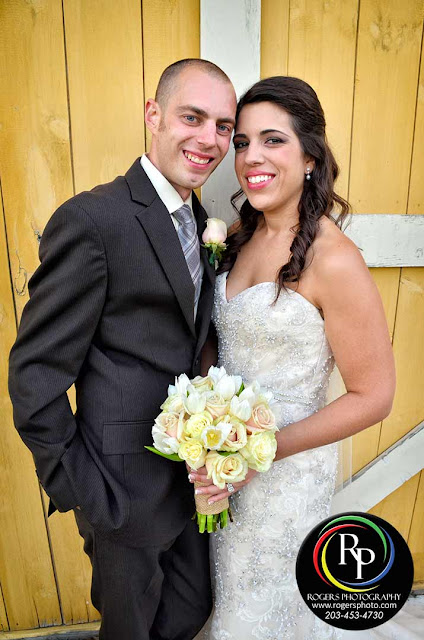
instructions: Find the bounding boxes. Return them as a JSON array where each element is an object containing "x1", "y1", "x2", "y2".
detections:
[{"x1": 192, "y1": 76, "x2": 395, "y2": 639}]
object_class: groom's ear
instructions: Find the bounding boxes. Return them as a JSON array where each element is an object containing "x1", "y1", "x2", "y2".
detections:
[{"x1": 145, "y1": 99, "x2": 162, "y2": 135}]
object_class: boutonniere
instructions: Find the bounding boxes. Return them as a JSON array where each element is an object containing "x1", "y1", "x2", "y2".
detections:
[{"x1": 202, "y1": 218, "x2": 227, "y2": 267}]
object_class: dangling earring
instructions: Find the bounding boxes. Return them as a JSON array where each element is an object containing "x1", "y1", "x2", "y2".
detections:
[{"x1": 305, "y1": 167, "x2": 311, "y2": 181}]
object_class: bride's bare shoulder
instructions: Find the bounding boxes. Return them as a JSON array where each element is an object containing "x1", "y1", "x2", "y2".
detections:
[{"x1": 310, "y1": 216, "x2": 369, "y2": 283}]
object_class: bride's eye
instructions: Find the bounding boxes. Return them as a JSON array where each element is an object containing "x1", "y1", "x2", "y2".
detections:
[
  {"x1": 234, "y1": 140, "x2": 248, "y2": 151},
  {"x1": 265, "y1": 137, "x2": 284, "y2": 145}
]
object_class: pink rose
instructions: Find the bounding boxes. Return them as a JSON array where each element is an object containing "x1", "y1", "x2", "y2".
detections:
[{"x1": 246, "y1": 403, "x2": 276, "y2": 434}]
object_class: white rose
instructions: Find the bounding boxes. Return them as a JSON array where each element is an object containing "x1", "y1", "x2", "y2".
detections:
[
  {"x1": 240, "y1": 431, "x2": 277, "y2": 472},
  {"x1": 206, "y1": 450, "x2": 248, "y2": 489},
  {"x1": 201, "y1": 421, "x2": 232, "y2": 450},
  {"x1": 178, "y1": 440, "x2": 207, "y2": 470},
  {"x1": 183, "y1": 411, "x2": 213, "y2": 439},
  {"x1": 202, "y1": 218, "x2": 227, "y2": 245}
]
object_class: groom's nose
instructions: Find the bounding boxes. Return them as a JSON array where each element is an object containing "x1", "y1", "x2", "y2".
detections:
[{"x1": 196, "y1": 120, "x2": 217, "y2": 148}]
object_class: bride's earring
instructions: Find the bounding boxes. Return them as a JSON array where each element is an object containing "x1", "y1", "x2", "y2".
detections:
[{"x1": 305, "y1": 167, "x2": 312, "y2": 181}]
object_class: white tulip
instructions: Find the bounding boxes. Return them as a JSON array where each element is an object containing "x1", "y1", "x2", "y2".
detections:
[
  {"x1": 184, "y1": 391, "x2": 207, "y2": 415},
  {"x1": 208, "y1": 365, "x2": 227, "y2": 385},
  {"x1": 230, "y1": 396, "x2": 252, "y2": 421}
]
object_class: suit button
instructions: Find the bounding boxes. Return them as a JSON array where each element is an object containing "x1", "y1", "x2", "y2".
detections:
[{"x1": 195, "y1": 358, "x2": 199, "y2": 367}]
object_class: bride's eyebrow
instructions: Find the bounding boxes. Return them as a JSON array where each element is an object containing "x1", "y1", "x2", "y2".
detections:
[{"x1": 260, "y1": 129, "x2": 291, "y2": 137}]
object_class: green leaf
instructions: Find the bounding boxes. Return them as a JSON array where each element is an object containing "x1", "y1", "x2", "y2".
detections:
[
  {"x1": 144, "y1": 446, "x2": 183, "y2": 462},
  {"x1": 217, "y1": 450, "x2": 233, "y2": 457},
  {"x1": 237, "y1": 382, "x2": 245, "y2": 396}
]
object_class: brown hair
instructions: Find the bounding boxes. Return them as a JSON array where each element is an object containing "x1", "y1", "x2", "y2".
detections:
[{"x1": 220, "y1": 76, "x2": 350, "y2": 296}]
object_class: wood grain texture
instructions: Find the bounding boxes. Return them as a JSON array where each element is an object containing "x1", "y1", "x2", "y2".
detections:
[
  {"x1": 287, "y1": 0, "x2": 359, "y2": 197},
  {"x1": 369, "y1": 472, "x2": 420, "y2": 541},
  {"x1": 0, "y1": 188, "x2": 61, "y2": 631},
  {"x1": 408, "y1": 471, "x2": 424, "y2": 584},
  {"x1": 408, "y1": 32, "x2": 424, "y2": 214},
  {"x1": 379, "y1": 268, "x2": 424, "y2": 453},
  {"x1": 261, "y1": 0, "x2": 290, "y2": 78},
  {"x1": 142, "y1": 0, "x2": 200, "y2": 149},
  {"x1": 348, "y1": 0, "x2": 423, "y2": 213},
  {"x1": 0, "y1": 0, "x2": 74, "y2": 321},
  {"x1": 63, "y1": 0, "x2": 145, "y2": 192}
]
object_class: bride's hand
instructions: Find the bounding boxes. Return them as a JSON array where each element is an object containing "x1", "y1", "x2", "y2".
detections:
[{"x1": 188, "y1": 467, "x2": 258, "y2": 504}]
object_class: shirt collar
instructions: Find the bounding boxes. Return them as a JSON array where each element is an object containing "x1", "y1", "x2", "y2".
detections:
[{"x1": 140, "y1": 154, "x2": 193, "y2": 214}]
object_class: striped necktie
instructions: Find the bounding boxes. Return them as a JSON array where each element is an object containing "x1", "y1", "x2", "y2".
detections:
[{"x1": 173, "y1": 204, "x2": 202, "y2": 307}]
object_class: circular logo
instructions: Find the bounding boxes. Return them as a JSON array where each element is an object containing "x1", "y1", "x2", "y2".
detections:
[{"x1": 296, "y1": 512, "x2": 414, "y2": 630}]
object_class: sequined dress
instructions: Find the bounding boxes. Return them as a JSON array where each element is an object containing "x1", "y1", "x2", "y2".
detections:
[{"x1": 200, "y1": 272, "x2": 341, "y2": 640}]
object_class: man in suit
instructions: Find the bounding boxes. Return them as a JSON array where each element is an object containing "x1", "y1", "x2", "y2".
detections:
[{"x1": 9, "y1": 59, "x2": 237, "y2": 640}]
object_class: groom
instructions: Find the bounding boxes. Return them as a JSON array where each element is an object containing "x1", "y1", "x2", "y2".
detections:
[{"x1": 9, "y1": 59, "x2": 236, "y2": 640}]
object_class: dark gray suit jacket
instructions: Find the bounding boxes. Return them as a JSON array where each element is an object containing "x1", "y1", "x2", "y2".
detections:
[{"x1": 9, "y1": 158, "x2": 215, "y2": 547}]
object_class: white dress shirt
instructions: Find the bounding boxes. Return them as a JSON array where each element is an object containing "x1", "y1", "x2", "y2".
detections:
[{"x1": 140, "y1": 154, "x2": 204, "y2": 317}]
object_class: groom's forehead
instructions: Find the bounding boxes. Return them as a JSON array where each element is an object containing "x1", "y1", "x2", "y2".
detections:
[{"x1": 166, "y1": 70, "x2": 236, "y2": 118}]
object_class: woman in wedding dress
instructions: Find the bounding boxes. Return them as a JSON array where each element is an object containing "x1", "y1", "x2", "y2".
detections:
[{"x1": 192, "y1": 77, "x2": 395, "y2": 639}]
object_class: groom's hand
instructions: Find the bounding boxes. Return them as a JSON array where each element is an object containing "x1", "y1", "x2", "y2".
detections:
[{"x1": 188, "y1": 467, "x2": 258, "y2": 505}]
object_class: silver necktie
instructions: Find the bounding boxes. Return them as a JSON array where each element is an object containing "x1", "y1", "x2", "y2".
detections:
[{"x1": 173, "y1": 204, "x2": 202, "y2": 307}]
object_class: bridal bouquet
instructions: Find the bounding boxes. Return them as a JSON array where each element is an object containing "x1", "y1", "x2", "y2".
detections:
[{"x1": 146, "y1": 366, "x2": 278, "y2": 533}]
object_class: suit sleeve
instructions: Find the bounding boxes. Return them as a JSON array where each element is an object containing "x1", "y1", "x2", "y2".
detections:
[{"x1": 8, "y1": 201, "x2": 107, "y2": 512}]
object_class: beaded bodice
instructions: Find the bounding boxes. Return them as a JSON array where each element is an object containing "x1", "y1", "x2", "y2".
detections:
[{"x1": 212, "y1": 272, "x2": 334, "y2": 427}]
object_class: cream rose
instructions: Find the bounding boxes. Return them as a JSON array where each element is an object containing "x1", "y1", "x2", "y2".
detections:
[
  {"x1": 178, "y1": 439, "x2": 207, "y2": 470},
  {"x1": 183, "y1": 411, "x2": 213, "y2": 439},
  {"x1": 190, "y1": 375, "x2": 213, "y2": 394},
  {"x1": 154, "y1": 411, "x2": 183, "y2": 439},
  {"x1": 218, "y1": 415, "x2": 248, "y2": 452},
  {"x1": 205, "y1": 391, "x2": 229, "y2": 418},
  {"x1": 240, "y1": 431, "x2": 277, "y2": 472},
  {"x1": 245, "y1": 402, "x2": 276, "y2": 434},
  {"x1": 160, "y1": 393, "x2": 184, "y2": 413},
  {"x1": 206, "y1": 450, "x2": 248, "y2": 489}
]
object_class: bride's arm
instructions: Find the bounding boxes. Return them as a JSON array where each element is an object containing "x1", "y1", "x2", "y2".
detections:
[{"x1": 275, "y1": 237, "x2": 395, "y2": 460}]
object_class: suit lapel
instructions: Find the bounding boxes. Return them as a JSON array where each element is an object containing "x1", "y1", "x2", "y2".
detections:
[
  {"x1": 193, "y1": 194, "x2": 216, "y2": 360},
  {"x1": 126, "y1": 160, "x2": 196, "y2": 336}
]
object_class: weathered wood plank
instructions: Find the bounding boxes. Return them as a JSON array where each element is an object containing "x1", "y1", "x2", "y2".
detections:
[
  {"x1": 0, "y1": 0, "x2": 71, "y2": 630},
  {"x1": 62, "y1": 0, "x2": 145, "y2": 193},
  {"x1": 348, "y1": 0, "x2": 423, "y2": 213},
  {"x1": 369, "y1": 473, "x2": 420, "y2": 541},
  {"x1": 408, "y1": 33, "x2": 424, "y2": 214},
  {"x1": 287, "y1": 0, "x2": 359, "y2": 198},
  {"x1": 261, "y1": 0, "x2": 289, "y2": 78},
  {"x1": 408, "y1": 470, "x2": 424, "y2": 585}
]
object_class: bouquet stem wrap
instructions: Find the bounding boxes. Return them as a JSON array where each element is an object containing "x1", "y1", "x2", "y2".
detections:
[{"x1": 194, "y1": 481, "x2": 229, "y2": 533}]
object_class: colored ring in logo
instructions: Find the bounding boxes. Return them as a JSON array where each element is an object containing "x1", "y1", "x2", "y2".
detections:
[{"x1": 313, "y1": 515, "x2": 395, "y2": 592}]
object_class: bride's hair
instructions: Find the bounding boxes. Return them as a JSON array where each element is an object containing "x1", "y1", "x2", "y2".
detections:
[{"x1": 219, "y1": 76, "x2": 350, "y2": 294}]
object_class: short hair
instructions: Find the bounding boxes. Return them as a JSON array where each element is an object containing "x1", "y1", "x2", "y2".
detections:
[{"x1": 155, "y1": 58, "x2": 232, "y2": 107}]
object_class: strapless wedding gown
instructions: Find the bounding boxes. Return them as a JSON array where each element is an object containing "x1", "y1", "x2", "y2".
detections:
[{"x1": 199, "y1": 272, "x2": 341, "y2": 640}]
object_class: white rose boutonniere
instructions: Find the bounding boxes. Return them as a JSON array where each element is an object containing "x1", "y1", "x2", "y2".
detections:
[{"x1": 202, "y1": 217, "x2": 227, "y2": 266}]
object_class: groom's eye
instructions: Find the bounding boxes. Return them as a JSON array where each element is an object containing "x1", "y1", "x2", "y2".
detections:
[{"x1": 184, "y1": 115, "x2": 198, "y2": 123}]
